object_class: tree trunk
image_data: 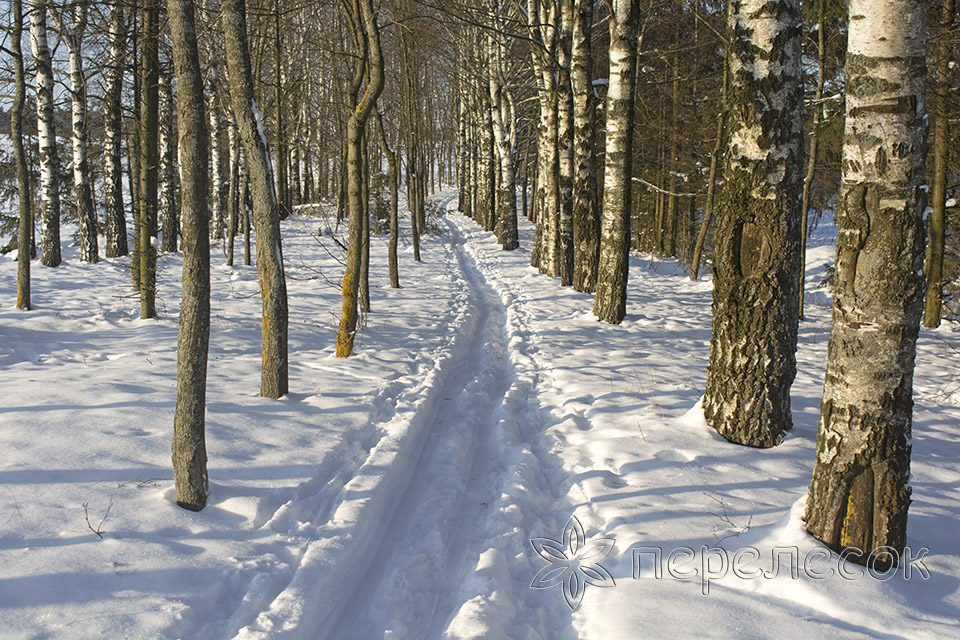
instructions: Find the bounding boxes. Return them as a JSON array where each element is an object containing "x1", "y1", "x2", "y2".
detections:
[
  {"x1": 160, "y1": 71, "x2": 179, "y2": 253},
  {"x1": 29, "y1": 0, "x2": 61, "y2": 267},
  {"x1": 139, "y1": 0, "x2": 160, "y2": 317},
  {"x1": 221, "y1": 0, "x2": 289, "y2": 396},
  {"x1": 377, "y1": 113, "x2": 400, "y2": 288},
  {"x1": 690, "y1": 62, "x2": 727, "y2": 280},
  {"x1": 593, "y1": 0, "x2": 639, "y2": 324},
  {"x1": 335, "y1": 0, "x2": 384, "y2": 358},
  {"x1": 54, "y1": 1, "x2": 98, "y2": 263},
  {"x1": 557, "y1": 0, "x2": 575, "y2": 284},
  {"x1": 209, "y1": 79, "x2": 225, "y2": 241},
  {"x1": 226, "y1": 114, "x2": 241, "y2": 266},
  {"x1": 168, "y1": 0, "x2": 210, "y2": 512},
  {"x1": 103, "y1": 1, "x2": 128, "y2": 258},
  {"x1": 12, "y1": 0, "x2": 31, "y2": 309},
  {"x1": 805, "y1": 0, "x2": 928, "y2": 568},
  {"x1": 799, "y1": 0, "x2": 826, "y2": 320},
  {"x1": 571, "y1": 0, "x2": 599, "y2": 293},
  {"x1": 923, "y1": 0, "x2": 956, "y2": 328},
  {"x1": 703, "y1": 0, "x2": 805, "y2": 448}
]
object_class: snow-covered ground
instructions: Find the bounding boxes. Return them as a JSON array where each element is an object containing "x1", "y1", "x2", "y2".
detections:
[{"x1": 0, "y1": 192, "x2": 958, "y2": 639}]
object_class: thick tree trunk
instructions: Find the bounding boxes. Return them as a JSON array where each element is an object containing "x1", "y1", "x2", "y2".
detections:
[
  {"x1": 139, "y1": 0, "x2": 160, "y2": 317},
  {"x1": 160, "y1": 71, "x2": 179, "y2": 253},
  {"x1": 168, "y1": 0, "x2": 210, "y2": 512},
  {"x1": 703, "y1": 0, "x2": 805, "y2": 448},
  {"x1": 12, "y1": 0, "x2": 31, "y2": 309},
  {"x1": 222, "y1": 0, "x2": 289, "y2": 396},
  {"x1": 593, "y1": 0, "x2": 639, "y2": 324},
  {"x1": 805, "y1": 0, "x2": 928, "y2": 567},
  {"x1": 923, "y1": 0, "x2": 955, "y2": 328},
  {"x1": 29, "y1": 0, "x2": 61, "y2": 267},
  {"x1": 103, "y1": 1, "x2": 127, "y2": 258},
  {"x1": 571, "y1": 0, "x2": 599, "y2": 293}
]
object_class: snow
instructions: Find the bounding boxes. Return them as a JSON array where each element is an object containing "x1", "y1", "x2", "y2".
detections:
[{"x1": 0, "y1": 194, "x2": 958, "y2": 639}]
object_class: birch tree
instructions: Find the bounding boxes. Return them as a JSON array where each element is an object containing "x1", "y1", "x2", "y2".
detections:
[
  {"x1": 160, "y1": 70, "x2": 178, "y2": 253},
  {"x1": 29, "y1": 0, "x2": 61, "y2": 267},
  {"x1": 103, "y1": 1, "x2": 128, "y2": 258},
  {"x1": 593, "y1": 0, "x2": 639, "y2": 324},
  {"x1": 52, "y1": 1, "x2": 99, "y2": 262},
  {"x1": 571, "y1": 0, "x2": 599, "y2": 293},
  {"x1": 168, "y1": 0, "x2": 211, "y2": 511},
  {"x1": 222, "y1": 0, "x2": 289, "y2": 396},
  {"x1": 702, "y1": 0, "x2": 805, "y2": 448},
  {"x1": 487, "y1": 20, "x2": 519, "y2": 251},
  {"x1": 805, "y1": 0, "x2": 928, "y2": 567}
]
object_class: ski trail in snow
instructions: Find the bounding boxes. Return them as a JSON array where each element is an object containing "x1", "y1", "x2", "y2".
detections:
[{"x1": 322, "y1": 195, "x2": 517, "y2": 639}]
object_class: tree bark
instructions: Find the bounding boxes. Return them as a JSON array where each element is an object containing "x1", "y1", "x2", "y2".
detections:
[
  {"x1": 703, "y1": 0, "x2": 805, "y2": 448},
  {"x1": 29, "y1": 0, "x2": 61, "y2": 267},
  {"x1": 799, "y1": 0, "x2": 827, "y2": 320},
  {"x1": 160, "y1": 70, "x2": 179, "y2": 253},
  {"x1": 571, "y1": 0, "x2": 599, "y2": 292},
  {"x1": 103, "y1": 1, "x2": 128, "y2": 258},
  {"x1": 923, "y1": 0, "x2": 956, "y2": 328},
  {"x1": 593, "y1": 0, "x2": 639, "y2": 324},
  {"x1": 54, "y1": 1, "x2": 98, "y2": 263},
  {"x1": 139, "y1": 0, "x2": 161, "y2": 317},
  {"x1": 12, "y1": 0, "x2": 31, "y2": 309},
  {"x1": 226, "y1": 114, "x2": 241, "y2": 266},
  {"x1": 221, "y1": 0, "x2": 289, "y2": 396},
  {"x1": 168, "y1": 0, "x2": 210, "y2": 512},
  {"x1": 335, "y1": 0, "x2": 384, "y2": 358},
  {"x1": 805, "y1": 0, "x2": 928, "y2": 567},
  {"x1": 209, "y1": 76, "x2": 225, "y2": 241}
]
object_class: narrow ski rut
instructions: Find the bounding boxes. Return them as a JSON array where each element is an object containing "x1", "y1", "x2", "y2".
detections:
[{"x1": 323, "y1": 202, "x2": 514, "y2": 639}]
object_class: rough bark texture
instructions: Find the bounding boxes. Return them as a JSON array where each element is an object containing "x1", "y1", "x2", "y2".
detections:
[
  {"x1": 557, "y1": 0, "x2": 575, "y2": 284},
  {"x1": 805, "y1": 0, "x2": 928, "y2": 566},
  {"x1": 592, "y1": 0, "x2": 639, "y2": 324},
  {"x1": 221, "y1": 0, "x2": 289, "y2": 396},
  {"x1": 103, "y1": 2, "x2": 128, "y2": 258},
  {"x1": 377, "y1": 113, "x2": 400, "y2": 287},
  {"x1": 923, "y1": 0, "x2": 955, "y2": 328},
  {"x1": 13, "y1": 0, "x2": 31, "y2": 309},
  {"x1": 703, "y1": 0, "x2": 805, "y2": 448},
  {"x1": 571, "y1": 0, "x2": 599, "y2": 293},
  {"x1": 139, "y1": 0, "x2": 160, "y2": 318},
  {"x1": 169, "y1": 0, "x2": 210, "y2": 512},
  {"x1": 29, "y1": 0, "x2": 61, "y2": 267}
]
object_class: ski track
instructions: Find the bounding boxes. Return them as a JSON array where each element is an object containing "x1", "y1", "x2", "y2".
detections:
[{"x1": 215, "y1": 194, "x2": 584, "y2": 640}]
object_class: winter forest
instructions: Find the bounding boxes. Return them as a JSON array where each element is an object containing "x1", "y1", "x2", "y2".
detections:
[{"x1": 1, "y1": 0, "x2": 959, "y2": 637}]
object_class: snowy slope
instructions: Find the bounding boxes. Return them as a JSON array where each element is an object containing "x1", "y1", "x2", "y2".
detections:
[{"x1": 0, "y1": 193, "x2": 958, "y2": 639}]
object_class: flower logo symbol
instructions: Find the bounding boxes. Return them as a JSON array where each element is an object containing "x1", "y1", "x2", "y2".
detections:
[{"x1": 530, "y1": 516, "x2": 616, "y2": 610}]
